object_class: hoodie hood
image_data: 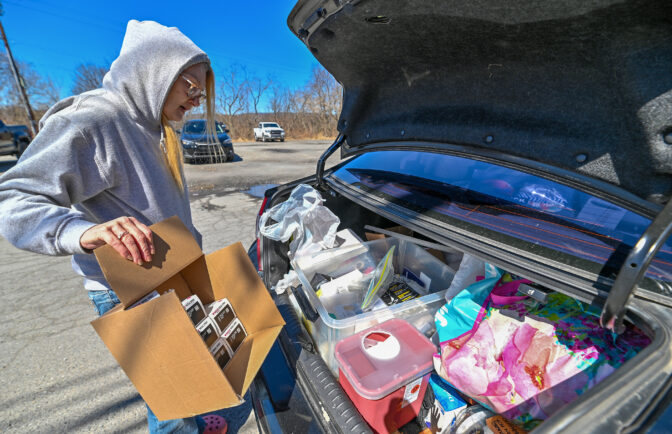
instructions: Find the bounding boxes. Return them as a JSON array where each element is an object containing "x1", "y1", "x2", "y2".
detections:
[{"x1": 102, "y1": 20, "x2": 210, "y2": 127}]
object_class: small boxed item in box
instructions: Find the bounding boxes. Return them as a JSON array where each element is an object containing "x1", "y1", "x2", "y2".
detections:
[
  {"x1": 210, "y1": 337, "x2": 233, "y2": 370},
  {"x1": 196, "y1": 317, "x2": 219, "y2": 348},
  {"x1": 182, "y1": 294, "x2": 206, "y2": 326},
  {"x1": 223, "y1": 318, "x2": 246, "y2": 353},
  {"x1": 130, "y1": 290, "x2": 161, "y2": 308},
  {"x1": 207, "y1": 298, "x2": 236, "y2": 335}
]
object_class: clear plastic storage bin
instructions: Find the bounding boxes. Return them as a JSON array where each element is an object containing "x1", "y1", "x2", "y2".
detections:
[{"x1": 290, "y1": 237, "x2": 455, "y2": 375}]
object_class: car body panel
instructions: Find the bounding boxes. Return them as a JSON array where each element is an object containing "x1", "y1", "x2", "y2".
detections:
[{"x1": 180, "y1": 119, "x2": 234, "y2": 162}]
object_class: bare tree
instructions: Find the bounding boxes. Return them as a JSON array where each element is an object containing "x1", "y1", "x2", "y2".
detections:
[
  {"x1": 72, "y1": 63, "x2": 108, "y2": 94},
  {"x1": 304, "y1": 65, "x2": 342, "y2": 136},
  {"x1": 248, "y1": 75, "x2": 272, "y2": 119},
  {"x1": 0, "y1": 52, "x2": 60, "y2": 124},
  {"x1": 216, "y1": 65, "x2": 250, "y2": 137},
  {"x1": 269, "y1": 84, "x2": 289, "y2": 117}
]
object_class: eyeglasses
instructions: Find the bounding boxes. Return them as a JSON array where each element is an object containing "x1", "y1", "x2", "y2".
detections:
[{"x1": 180, "y1": 74, "x2": 206, "y2": 100}]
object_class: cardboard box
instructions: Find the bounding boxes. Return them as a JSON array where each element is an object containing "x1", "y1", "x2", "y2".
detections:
[{"x1": 91, "y1": 216, "x2": 285, "y2": 420}]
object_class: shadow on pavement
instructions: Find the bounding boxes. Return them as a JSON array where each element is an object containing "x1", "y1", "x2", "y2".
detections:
[{"x1": 64, "y1": 395, "x2": 145, "y2": 432}]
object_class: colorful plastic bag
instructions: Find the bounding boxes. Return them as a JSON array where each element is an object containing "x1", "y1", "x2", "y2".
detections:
[{"x1": 434, "y1": 272, "x2": 650, "y2": 429}]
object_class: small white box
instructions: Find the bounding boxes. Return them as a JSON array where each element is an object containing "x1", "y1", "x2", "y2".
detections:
[
  {"x1": 182, "y1": 294, "x2": 206, "y2": 326},
  {"x1": 316, "y1": 269, "x2": 365, "y2": 298},
  {"x1": 222, "y1": 318, "x2": 246, "y2": 353},
  {"x1": 210, "y1": 337, "x2": 233, "y2": 370},
  {"x1": 333, "y1": 229, "x2": 363, "y2": 248},
  {"x1": 130, "y1": 290, "x2": 160, "y2": 309},
  {"x1": 195, "y1": 317, "x2": 218, "y2": 348},
  {"x1": 207, "y1": 298, "x2": 236, "y2": 335}
]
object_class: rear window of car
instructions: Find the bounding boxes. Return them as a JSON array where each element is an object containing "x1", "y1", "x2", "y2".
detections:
[
  {"x1": 329, "y1": 150, "x2": 672, "y2": 297},
  {"x1": 184, "y1": 121, "x2": 205, "y2": 134}
]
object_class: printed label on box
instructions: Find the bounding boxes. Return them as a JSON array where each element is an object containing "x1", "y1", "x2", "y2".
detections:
[
  {"x1": 196, "y1": 317, "x2": 218, "y2": 348},
  {"x1": 208, "y1": 299, "x2": 236, "y2": 335},
  {"x1": 401, "y1": 377, "x2": 424, "y2": 408},
  {"x1": 210, "y1": 337, "x2": 233, "y2": 370},
  {"x1": 223, "y1": 319, "x2": 246, "y2": 353},
  {"x1": 182, "y1": 294, "x2": 206, "y2": 326}
]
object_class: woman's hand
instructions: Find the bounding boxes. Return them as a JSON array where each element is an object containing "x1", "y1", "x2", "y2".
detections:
[{"x1": 80, "y1": 216, "x2": 154, "y2": 265}]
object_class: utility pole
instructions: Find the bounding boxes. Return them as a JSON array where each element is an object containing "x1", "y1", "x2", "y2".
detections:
[{"x1": 0, "y1": 16, "x2": 39, "y2": 137}]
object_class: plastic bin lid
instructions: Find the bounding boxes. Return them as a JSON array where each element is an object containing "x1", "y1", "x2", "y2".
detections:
[{"x1": 334, "y1": 318, "x2": 435, "y2": 400}]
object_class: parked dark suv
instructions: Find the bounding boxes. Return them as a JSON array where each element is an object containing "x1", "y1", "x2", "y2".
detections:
[
  {"x1": 180, "y1": 119, "x2": 234, "y2": 163},
  {"x1": 249, "y1": 1, "x2": 672, "y2": 433},
  {"x1": 0, "y1": 120, "x2": 30, "y2": 159}
]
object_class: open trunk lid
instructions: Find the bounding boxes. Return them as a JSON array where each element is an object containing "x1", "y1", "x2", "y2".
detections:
[{"x1": 289, "y1": 0, "x2": 672, "y2": 206}]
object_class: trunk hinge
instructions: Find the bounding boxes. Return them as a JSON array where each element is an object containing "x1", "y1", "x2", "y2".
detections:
[
  {"x1": 600, "y1": 198, "x2": 672, "y2": 333},
  {"x1": 316, "y1": 133, "x2": 345, "y2": 190}
]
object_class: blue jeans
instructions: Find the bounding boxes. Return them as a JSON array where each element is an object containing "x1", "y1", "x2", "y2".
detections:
[{"x1": 88, "y1": 290, "x2": 203, "y2": 434}]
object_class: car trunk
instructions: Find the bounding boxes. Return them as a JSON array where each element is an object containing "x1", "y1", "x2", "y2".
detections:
[
  {"x1": 259, "y1": 171, "x2": 672, "y2": 433},
  {"x1": 255, "y1": 0, "x2": 672, "y2": 431}
]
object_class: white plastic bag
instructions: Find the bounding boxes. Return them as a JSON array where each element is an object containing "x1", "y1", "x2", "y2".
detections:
[
  {"x1": 443, "y1": 253, "x2": 485, "y2": 301},
  {"x1": 272, "y1": 270, "x2": 299, "y2": 295},
  {"x1": 259, "y1": 184, "x2": 340, "y2": 259}
]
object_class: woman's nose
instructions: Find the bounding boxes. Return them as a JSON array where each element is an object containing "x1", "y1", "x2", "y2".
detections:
[{"x1": 187, "y1": 96, "x2": 202, "y2": 107}]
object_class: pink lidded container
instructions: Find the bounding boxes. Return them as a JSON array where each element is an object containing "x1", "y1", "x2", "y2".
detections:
[{"x1": 334, "y1": 318, "x2": 436, "y2": 433}]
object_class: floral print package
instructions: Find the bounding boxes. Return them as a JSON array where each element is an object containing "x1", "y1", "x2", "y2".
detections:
[{"x1": 434, "y1": 269, "x2": 651, "y2": 429}]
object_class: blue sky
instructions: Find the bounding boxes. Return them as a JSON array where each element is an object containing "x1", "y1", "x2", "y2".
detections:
[{"x1": 1, "y1": 0, "x2": 319, "y2": 102}]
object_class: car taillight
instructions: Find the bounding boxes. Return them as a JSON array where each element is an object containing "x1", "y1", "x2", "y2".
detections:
[{"x1": 255, "y1": 196, "x2": 269, "y2": 271}]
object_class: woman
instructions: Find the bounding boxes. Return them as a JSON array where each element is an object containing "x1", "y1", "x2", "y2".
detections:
[{"x1": 0, "y1": 20, "x2": 218, "y2": 433}]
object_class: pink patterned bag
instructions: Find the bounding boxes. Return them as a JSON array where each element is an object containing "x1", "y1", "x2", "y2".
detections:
[{"x1": 435, "y1": 274, "x2": 650, "y2": 428}]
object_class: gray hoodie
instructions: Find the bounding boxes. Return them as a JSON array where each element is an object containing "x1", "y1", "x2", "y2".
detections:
[{"x1": 0, "y1": 20, "x2": 207, "y2": 291}]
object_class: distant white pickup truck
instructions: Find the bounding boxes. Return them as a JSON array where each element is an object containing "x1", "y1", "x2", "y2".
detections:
[{"x1": 253, "y1": 122, "x2": 285, "y2": 142}]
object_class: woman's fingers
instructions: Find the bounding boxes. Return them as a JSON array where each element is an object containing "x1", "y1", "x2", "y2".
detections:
[
  {"x1": 128, "y1": 217, "x2": 154, "y2": 256},
  {"x1": 103, "y1": 225, "x2": 134, "y2": 262},
  {"x1": 114, "y1": 218, "x2": 150, "y2": 265},
  {"x1": 79, "y1": 216, "x2": 155, "y2": 265}
]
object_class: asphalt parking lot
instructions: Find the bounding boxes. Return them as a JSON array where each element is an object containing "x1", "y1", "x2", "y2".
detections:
[{"x1": 0, "y1": 139, "x2": 335, "y2": 433}]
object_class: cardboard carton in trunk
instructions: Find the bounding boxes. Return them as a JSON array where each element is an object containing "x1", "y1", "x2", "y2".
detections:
[{"x1": 90, "y1": 216, "x2": 285, "y2": 420}]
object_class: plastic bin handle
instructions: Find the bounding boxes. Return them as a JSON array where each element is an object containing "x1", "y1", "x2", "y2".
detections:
[{"x1": 293, "y1": 285, "x2": 320, "y2": 322}]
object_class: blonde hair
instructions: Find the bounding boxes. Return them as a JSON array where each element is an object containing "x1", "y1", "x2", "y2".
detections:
[{"x1": 162, "y1": 66, "x2": 217, "y2": 192}]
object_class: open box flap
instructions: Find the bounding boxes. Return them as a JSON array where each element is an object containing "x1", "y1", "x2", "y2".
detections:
[
  {"x1": 94, "y1": 216, "x2": 203, "y2": 307},
  {"x1": 205, "y1": 243, "x2": 285, "y2": 332}
]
